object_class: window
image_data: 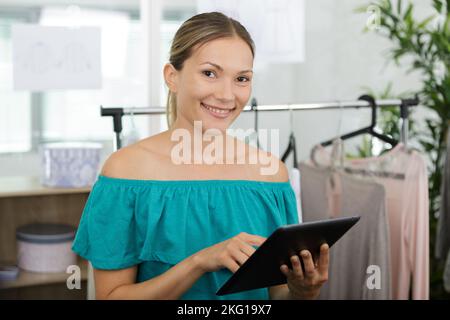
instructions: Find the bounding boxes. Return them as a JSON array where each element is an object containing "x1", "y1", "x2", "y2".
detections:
[
  {"x1": 0, "y1": 5, "x2": 196, "y2": 155},
  {"x1": 40, "y1": 7, "x2": 148, "y2": 143},
  {"x1": 0, "y1": 14, "x2": 32, "y2": 153}
]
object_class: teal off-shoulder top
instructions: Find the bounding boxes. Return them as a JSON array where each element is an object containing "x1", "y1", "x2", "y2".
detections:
[{"x1": 72, "y1": 175, "x2": 299, "y2": 300}]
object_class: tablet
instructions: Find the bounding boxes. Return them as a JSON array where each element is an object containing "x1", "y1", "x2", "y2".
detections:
[{"x1": 216, "y1": 216, "x2": 360, "y2": 296}]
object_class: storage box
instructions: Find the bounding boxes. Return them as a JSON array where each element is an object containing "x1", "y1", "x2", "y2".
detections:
[
  {"x1": 39, "y1": 142, "x2": 102, "y2": 188},
  {"x1": 16, "y1": 223, "x2": 77, "y2": 273}
]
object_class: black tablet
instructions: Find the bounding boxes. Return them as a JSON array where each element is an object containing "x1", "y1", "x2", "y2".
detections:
[{"x1": 216, "y1": 216, "x2": 360, "y2": 296}]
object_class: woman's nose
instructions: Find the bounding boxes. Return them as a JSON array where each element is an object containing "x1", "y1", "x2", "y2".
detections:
[{"x1": 215, "y1": 80, "x2": 235, "y2": 102}]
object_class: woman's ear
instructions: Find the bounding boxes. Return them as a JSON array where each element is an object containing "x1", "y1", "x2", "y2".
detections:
[{"x1": 163, "y1": 63, "x2": 178, "y2": 93}]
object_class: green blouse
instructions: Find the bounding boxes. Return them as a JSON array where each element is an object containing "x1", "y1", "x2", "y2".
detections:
[{"x1": 72, "y1": 175, "x2": 299, "y2": 300}]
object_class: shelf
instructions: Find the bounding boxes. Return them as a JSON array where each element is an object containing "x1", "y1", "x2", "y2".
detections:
[
  {"x1": 0, "y1": 260, "x2": 88, "y2": 290},
  {"x1": 0, "y1": 176, "x2": 91, "y2": 198}
]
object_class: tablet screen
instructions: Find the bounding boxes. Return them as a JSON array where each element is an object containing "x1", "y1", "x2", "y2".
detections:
[{"x1": 216, "y1": 216, "x2": 360, "y2": 295}]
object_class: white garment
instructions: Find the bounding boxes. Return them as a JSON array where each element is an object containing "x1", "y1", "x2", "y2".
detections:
[{"x1": 289, "y1": 168, "x2": 302, "y2": 223}]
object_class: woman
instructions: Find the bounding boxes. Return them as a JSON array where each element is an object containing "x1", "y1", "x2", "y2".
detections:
[{"x1": 72, "y1": 11, "x2": 329, "y2": 300}]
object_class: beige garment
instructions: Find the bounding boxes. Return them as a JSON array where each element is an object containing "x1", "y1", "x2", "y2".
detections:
[
  {"x1": 313, "y1": 143, "x2": 429, "y2": 300},
  {"x1": 300, "y1": 163, "x2": 391, "y2": 299}
]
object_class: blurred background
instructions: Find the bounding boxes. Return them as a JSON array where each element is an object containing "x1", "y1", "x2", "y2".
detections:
[{"x1": 0, "y1": 0, "x2": 448, "y2": 299}]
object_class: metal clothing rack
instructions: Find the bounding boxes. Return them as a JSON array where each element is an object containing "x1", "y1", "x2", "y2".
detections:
[{"x1": 100, "y1": 95, "x2": 419, "y2": 150}]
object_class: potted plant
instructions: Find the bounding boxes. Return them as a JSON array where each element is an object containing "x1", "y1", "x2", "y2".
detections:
[{"x1": 356, "y1": 0, "x2": 450, "y2": 299}]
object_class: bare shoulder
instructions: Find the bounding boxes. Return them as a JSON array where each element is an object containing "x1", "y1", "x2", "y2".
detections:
[
  {"x1": 100, "y1": 132, "x2": 169, "y2": 179},
  {"x1": 100, "y1": 145, "x2": 144, "y2": 179},
  {"x1": 240, "y1": 139, "x2": 289, "y2": 183}
]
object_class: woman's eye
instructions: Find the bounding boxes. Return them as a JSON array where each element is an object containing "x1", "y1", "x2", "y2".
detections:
[
  {"x1": 202, "y1": 70, "x2": 216, "y2": 78},
  {"x1": 237, "y1": 76, "x2": 250, "y2": 83}
]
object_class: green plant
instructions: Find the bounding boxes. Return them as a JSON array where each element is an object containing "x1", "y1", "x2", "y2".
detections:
[{"x1": 357, "y1": 0, "x2": 450, "y2": 299}]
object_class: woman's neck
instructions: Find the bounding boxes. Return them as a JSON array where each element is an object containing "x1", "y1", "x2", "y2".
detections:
[{"x1": 166, "y1": 120, "x2": 246, "y2": 166}]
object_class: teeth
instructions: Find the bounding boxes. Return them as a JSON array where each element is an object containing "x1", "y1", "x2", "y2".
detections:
[{"x1": 202, "y1": 103, "x2": 232, "y2": 114}]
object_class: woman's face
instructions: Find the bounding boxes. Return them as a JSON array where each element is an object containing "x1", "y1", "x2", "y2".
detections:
[{"x1": 165, "y1": 36, "x2": 254, "y2": 132}]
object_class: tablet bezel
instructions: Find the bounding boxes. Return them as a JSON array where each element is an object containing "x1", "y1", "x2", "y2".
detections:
[{"x1": 216, "y1": 216, "x2": 360, "y2": 296}]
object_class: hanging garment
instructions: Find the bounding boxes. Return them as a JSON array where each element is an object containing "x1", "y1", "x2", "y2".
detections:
[
  {"x1": 289, "y1": 168, "x2": 303, "y2": 223},
  {"x1": 312, "y1": 143, "x2": 429, "y2": 299},
  {"x1": 299, "y1": 163, "x2": 391, "y2": 299},
  {"x1": 444, "y1": 250, "x2": 450, "y2": 293},
  {"x1": 436, "y1": 129, "x2": 450, "y2": 292}
]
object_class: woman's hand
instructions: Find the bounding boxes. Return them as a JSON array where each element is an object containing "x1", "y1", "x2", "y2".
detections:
[
  {"x1": 194, "y1": 232, "x2": 266, "y2": 273},
  {"x1": 280, "y1": 243, "x2": 329, "y2": 300}
]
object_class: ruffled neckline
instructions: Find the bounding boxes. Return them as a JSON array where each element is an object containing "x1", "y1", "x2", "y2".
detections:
[{"x1": 97, "y1": 174, "x2": 291, "y2": 188}]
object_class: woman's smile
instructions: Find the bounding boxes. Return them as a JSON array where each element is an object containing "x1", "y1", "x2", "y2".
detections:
[{"x1": 200, "y1": 102, "x2": 236, "y2": 119}]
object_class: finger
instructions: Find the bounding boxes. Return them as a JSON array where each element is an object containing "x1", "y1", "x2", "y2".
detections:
[
  {"x1": 290, "y1": 255, "x2": 304, "y2": 280},
  {"x1": 301, "y1": 250, "x2": 316, "y2": 277},
  {"x1": 318, "y1": 243, "x2": 329, "y2": 275},
  {"x1": 241, "y1": 233, "x2": 267, "y2": 246},
  {"x1": 224, "y1": 259, "x2": 241, "y2": 273},
  {"x1": 231, "y1": 248, "x2": 250, "y2": 266},
  {"x1": 238, "y1": 241, "x2": 257, "y2": 257},
  {"x1": 280, "y1": 264, "x2": 290, "y2": 277}
]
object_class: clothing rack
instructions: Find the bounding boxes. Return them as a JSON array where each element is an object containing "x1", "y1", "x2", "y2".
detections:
[{"x1": 100, "y1": 95, "x2": 419, "y2": 150}]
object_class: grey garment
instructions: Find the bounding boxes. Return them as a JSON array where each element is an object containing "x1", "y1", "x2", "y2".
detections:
[
  {"x1": 444, "y1": 250, "x2": 450, "y2": 293},
  {"x1": 436, "y1": 129, "x2": 450, "y2": 261},
  {"x1": 299, "y1": 163, "x2": 392, "y2": 299}
]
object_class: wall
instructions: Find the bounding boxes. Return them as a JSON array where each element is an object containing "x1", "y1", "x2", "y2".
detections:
[{"x1": 0, "y1": 0, "x2": 434, "y2": 176}]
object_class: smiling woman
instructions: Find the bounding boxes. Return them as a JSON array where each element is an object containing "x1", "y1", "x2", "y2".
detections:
[
  {"x1": 164, "y1": 12, "x2": 255, "y2": 132},
  {"x1": 163, "y1": 35, "x2": 258, "y2": 165},
  {"x1": 71, "y1": 11, "x2": 329, "y2": 300}
]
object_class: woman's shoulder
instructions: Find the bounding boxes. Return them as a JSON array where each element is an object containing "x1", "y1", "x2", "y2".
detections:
[
  {"x1": 100, "y1": 132, "x2": 170, "y2": 180},
  {"x1": 240, "y1": 139, "x2": 289, "y2": 183},
  {"x1": 100, "y1": 132, "x2": 289, "y2": 183}
]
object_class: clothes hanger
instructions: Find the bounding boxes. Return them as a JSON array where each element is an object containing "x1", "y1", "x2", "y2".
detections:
[
  {"x1": 244, "y1": 97, "x2": 260, "y2": 147},
  {"x1": 252, "y1": 97, "x2": 259, "y2": 148},
  {"x1": 122, "y1": 108, "x2": 140, "y2": 147},
  {"x1": 281, "y1": 104, "x2": 298, "y2": 167},
  {"x1": 311, "y1": 95, "x2": 405, "y2": 180},
  {"x1": 281, "y1": 104, "x2": 303, "y2": 223},
  {"x1": 318, "y1": 95, "x2": 398, "y2": 148},
  {"x1": 311, "y1": 100, "x2": 344, "y2": 167}
]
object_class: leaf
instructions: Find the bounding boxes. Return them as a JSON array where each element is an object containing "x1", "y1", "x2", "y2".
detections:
[
  {"x1": 397, "y1": 0, "x2": 403, "y2": 15},
  {"x1": 403, "y1": 2, "x2": 413, "y2": 20},
  {"x1": 433, "y1": 0, "x2": 443, "y2": 13},
  {"x1": 419, "y1": 140, "x2": 436, "y2": 152},
  {"x1": 418, "y1": 15, "x2": 437, "y2": 29},
  {"x1": 354, "y1": 4, "x2": 370, "y2": 14}
]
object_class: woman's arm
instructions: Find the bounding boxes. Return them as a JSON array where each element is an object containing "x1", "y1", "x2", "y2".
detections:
[
  {"x1": 94, "y1": 231, "x2": 268, "y2": 299},
  {"x1": 94, "y1": 254, "x2": 204, "y2": 300}
]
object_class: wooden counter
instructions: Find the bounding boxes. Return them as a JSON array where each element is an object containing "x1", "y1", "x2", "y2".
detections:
[{"x1": 0, "y1": 176, "x2": 90, "y2": 299}]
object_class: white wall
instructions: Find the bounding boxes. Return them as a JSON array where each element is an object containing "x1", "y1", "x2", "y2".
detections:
[
  {"x1": 233, "y1": 0, "x2": 431, "y2": 166},
  {"x1": 0, "y1": 0, "x2": 434, "y2": 176}
]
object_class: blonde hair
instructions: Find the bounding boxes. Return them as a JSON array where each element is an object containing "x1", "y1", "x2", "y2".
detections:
[{"x1": 166, "y1": 12, "x2": 255, "y2": 128}]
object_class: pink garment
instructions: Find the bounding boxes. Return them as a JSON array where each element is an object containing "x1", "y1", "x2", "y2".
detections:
[{"x1": 313, "y1": 143, "x2": 429, "y2": 300}]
